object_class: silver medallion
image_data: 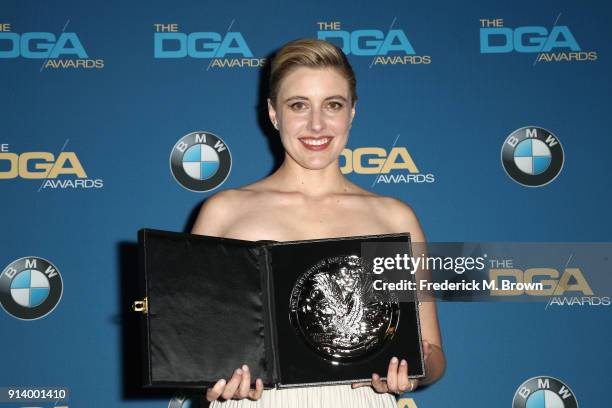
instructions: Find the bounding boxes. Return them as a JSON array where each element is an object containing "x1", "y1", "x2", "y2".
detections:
[{"x1": 289, "y1": 255, "x2": 400, "y2": 363}]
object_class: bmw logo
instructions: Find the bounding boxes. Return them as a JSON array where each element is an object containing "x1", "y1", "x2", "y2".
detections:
[
  {"x1": 168, "y1": 394, "x2": 193, "y2": 408},
  {"x1": 512, "y1": 376, "x2": 578, "y2": 408},
  {"x1": 0, "y1": 257, "x2": 63, "y2": 320},
  {"x1": 501, "y1": 126, "x2": 564, "y2": 187},
  {"x1": 170, "y1": 131, "x2": 232, "y2": 192}
]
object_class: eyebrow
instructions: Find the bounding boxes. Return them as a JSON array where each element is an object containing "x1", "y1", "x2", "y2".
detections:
[{"x1": 283, "y1": 95, "x2": 349, "y2": 103}]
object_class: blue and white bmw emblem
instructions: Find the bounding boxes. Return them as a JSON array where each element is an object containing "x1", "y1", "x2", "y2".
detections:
[
  {"x1": 512, "y1": 376, "x2": 578, "y2": 408},
  {"x1": 501, "y1": 126, "x2": 564, "y2": 187},
  {"x1": 170, "y1": 131, "x2": 232, "y2": 192},
  {"x1": 0, "y1": 257, "x2": 63, "y2": 320}
]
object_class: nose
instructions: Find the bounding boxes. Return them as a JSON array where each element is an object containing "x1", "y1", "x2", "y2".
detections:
[{"x1": 308, "y1": 107, "x2": 325, "y2": 133}]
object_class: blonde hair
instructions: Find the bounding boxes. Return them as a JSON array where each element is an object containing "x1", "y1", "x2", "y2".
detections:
[{"x1": 269, "y1": 38, "x2": 357, "y2": 107}]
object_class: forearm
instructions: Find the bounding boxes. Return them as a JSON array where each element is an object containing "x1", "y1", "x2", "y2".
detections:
[{"x1": 421, "y1": 343, "x2": 446, "y2": 386}]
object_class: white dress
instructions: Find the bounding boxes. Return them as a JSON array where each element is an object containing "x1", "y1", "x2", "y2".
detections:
[{"x1": 210, "y1": 384, "x2": 396, "y2": 408}]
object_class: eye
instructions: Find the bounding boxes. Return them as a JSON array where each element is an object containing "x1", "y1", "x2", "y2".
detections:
[
  {"x1": 289, "y1": 101, "x2": 307, "y2": 111},
  {"x1": 327, "y1": 101, "x2": 344, "y2": 111}
]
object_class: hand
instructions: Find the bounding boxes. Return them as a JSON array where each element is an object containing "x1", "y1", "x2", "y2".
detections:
[
  {"x1": 205, "y1": 365, "x2": 264, "y2": 402},
  {"x1": 351, "y1": 356, "x2": 418, "y2": 394},
  {"x1": 351, "y1": 340, "x2": 434, "y2": 394}
]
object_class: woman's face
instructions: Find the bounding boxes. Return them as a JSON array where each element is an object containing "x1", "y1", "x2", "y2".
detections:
[{"x1": 268, "y1": 67, "x2": 355, "y2": 170}]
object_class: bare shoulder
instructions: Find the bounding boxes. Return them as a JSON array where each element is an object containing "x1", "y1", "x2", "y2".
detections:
[
  {"x1": 366, "y1": 194, "x2": 425, "y2": 240},
  {"x1": 191, "y1": 188, "x2": 258, "y2": 236},
  {"x1": 375, "y1": 195, "x2": 419, "y2": 221}
]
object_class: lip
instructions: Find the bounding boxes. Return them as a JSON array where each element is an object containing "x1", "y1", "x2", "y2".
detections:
[{"x1": 298, "y1": 136, "x2": 333, "y2": 151}]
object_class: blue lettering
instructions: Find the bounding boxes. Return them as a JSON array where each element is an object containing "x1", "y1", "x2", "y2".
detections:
[
  {"x1": 154, "y1": 33, "x2": 187, "y2": 58},
  {"x1": 481, "y1": 26, "x2": 581, "y2": 53},
  {"x1": 543, "y1": 26, "x2": 580, "y2": 51},
  {"x1": 0, "y1": 32, "x2": 87, "y2": 58},
  {"x1": 351, "y1": 30, "x2": 383, "y2": 56},
  {"x1": 21, "y1": 32, "x2": 55, "y2": 58},
  {"x1": 188, "y1": 32, "x2": 221, "y2": 58},
  {"x1": 319, "y1": 29, "x2": 414, "y2": 55},
  {"x1": 217, "y1": 32, "x2": 252, "y2": 57},
  {"x1": 48, "y1": 33, "x2": 87, "y2": 58},
  {"x1": 155, "y1": 32, "x2": 252, "y2": 58},
  {"x1": 514, "y1": 26, "x2": 548, "y2": 53},
  {"x1": 480, "y1": 28, "x2": 513, "y2": 53},
  {"x1": 0, "y1": 32, "x2": 19, "y2": 58},
  {"x1": 379, "y1": 29, "x2": 415, "y2": 55}
]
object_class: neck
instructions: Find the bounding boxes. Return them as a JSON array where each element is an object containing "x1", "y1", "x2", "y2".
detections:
[{"x1": 271, "y1": 154, "x2": 351, "y2": 197}]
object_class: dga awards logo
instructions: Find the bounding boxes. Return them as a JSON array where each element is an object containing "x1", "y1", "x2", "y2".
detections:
[
  {"x1": 0, "y1": 142, "x2": 104, "y2": 189},
  {"x1": 479, "y1": 17, "x2": 597, "y2": 63},
  {"x1": 396, "y1": 397, "x2": 418, "y2": 408},
  {"x1": 489, "y1": 265, "x2": 610, "y2": 307},
  {"x1": 501, "y1": 127, "x2": 563, "y2": 187},
  {"x1": 0, "y1": 21, "x2": 105, "y2": 69},
  {"x1": 0, "y1": 257, "x2": 63, "y2": 320},
  {"x1": 341, "y1": 137, "x2": 435, "y2": 185},
  {"x1": 316, "y1": 19, "x2": 431, "y2": 65},
  {"x1": 512, "y1": 376, "x2": 578, "y2": 408},
  {"x1": 170, "y1": 131, "x2": 232, "y2": 192},
  {"x1": 153, "y1": 21, "x2": 266, "y2": 69}
]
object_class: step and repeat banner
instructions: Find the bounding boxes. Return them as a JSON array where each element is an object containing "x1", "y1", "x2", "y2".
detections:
[{"x1": 1, "y1": 0, "x2": 611, "y2": 407}]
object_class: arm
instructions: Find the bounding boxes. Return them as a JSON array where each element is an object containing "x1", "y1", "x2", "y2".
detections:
[
  {"x1": 353, "y1": 201, "x2": 446, "y2": 393},
  {"x1": 407, "y1": 206, "x2": 446, "y2": 385}
]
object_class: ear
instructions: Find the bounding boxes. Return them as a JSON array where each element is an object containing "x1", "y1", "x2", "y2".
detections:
[
  {"x1": 350, "y1": 102, "x2": 356, "y2": 125},
  {"x1": 267, "y1": 98, "x2": 278, "y2": 128}
]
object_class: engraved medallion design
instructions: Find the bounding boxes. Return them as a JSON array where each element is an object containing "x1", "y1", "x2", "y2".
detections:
[{"x1": 289, "y1": 255, "x2": 400, "y2": 363}]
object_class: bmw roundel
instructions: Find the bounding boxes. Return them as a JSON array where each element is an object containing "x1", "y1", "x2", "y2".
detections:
[
  {"x1": 170, "y1": 131, "x2": 232, "y2": 192},
  {"x1": 512, "y1": 376, "x2": 578, "y2": 408},
  {"x1": 501, "y1": 126, "x2": 564, "y2": 187},
  {"x1": 0, "y1": 257, "x2": 63, "y2": 320},
  {"x1": 168, "y1": 394, "x2": 193, "y2": 408}
]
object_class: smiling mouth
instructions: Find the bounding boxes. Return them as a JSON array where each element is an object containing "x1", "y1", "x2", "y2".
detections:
[{"x1": 299, "y1": 137, "x2": 333, "y2": 151}]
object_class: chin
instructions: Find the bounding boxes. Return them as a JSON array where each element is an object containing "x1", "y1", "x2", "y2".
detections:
[
  {"x1": 299, "y1": 156, "x2": 338, "y2": 170},
  {"x1": 288, "y1": 146, "x2": 345, "y2": 169}
]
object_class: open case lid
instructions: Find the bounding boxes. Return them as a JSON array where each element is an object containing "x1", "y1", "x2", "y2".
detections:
[
  {"x1": 138, "y1": 229, "x2": 276, "y2": 388},
  {"x1": 136, "y1": 229, "x2": 424, "y2": 389}
]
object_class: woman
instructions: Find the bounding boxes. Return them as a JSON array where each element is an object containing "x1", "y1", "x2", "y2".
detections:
[{"x1": 191, "y1": 38, "x2": 445, "y2": 407}]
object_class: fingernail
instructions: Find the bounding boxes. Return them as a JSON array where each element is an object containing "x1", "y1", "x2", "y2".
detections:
[
  {"x1": 236, "y1": 368, "x2": 242, "y2": 375},
  {"x1": 242, "y1": 364, "x2": 249, "y2": 371},
  {"x1": 391, "y1": 357, "x2": 398, "y2": 364},
  {"x1": 372, "y1": 373, "x2": 379, "y2": 380},
  {"x1": 219, "y1": 379, "x2": 226, "y2": 385},
  {"x1": 400, "y1": 359, "x2": 407, "y2": 366},
  {"x1": 256, "y1": 378, "x2": 262, "y2": 385}
]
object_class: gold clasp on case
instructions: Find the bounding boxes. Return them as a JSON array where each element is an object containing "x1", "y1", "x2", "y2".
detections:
[{"x1": 132, "y1": 297, "x2": 148, "y2": 314}]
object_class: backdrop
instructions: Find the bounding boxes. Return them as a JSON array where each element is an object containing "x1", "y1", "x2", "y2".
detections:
[{"x1": 1, "y1": 0, "x2": 611, "y2": 407}]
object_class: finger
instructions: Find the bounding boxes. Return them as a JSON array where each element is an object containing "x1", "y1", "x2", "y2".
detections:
[
  {"x1": 371, "y1": 373, "x2": 388, "y2": 393},
  {"x1": 351, "y1": 382, "x2": 371, "y2": 389},
  {"x1": 237, "y1": 365, "x2": 251, "y2": 398},
  {"x1": 248, "y1": 378, "x2": 264, "y2": 401},
  {"x1": 397, "y1": 359, "x2": 409, "y2": 392},
  {"x1": 206, "y1": 379, "x2": 226, "y2": 402},
  {"x1": 386, "y1": 356, "x2": 399, "y2": 393},
  {"x1": 221, "y1": 368, "x2": 242, "y2": 400}
]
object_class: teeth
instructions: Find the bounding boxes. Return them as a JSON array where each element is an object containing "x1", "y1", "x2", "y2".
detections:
[{"x1": 302, "y1": 138, "x2": 330, "y2": 146}]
